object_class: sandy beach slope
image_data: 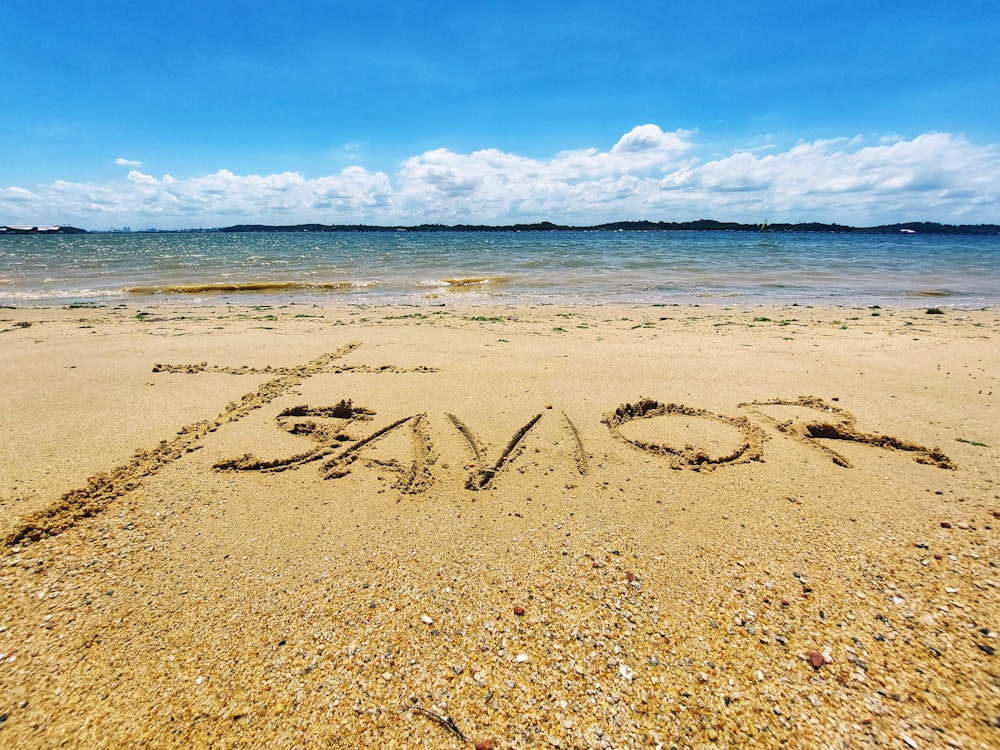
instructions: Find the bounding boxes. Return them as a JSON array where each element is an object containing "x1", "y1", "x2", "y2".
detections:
[{"x1": 1, "y1": 302, "x2": 998, "y2": 748}]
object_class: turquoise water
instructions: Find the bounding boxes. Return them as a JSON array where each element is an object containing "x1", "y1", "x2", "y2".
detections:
[{"x1": 1, "y1": 230, "x2": 997, "y2": 307}]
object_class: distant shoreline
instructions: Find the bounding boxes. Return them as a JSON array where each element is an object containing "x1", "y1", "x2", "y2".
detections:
[
  {"x1": 3, "y1": 220, "x2": 1000, "y2": 235},
  {"x1": 218, "y1": 220, "x2": 1000, "y2": 235}
]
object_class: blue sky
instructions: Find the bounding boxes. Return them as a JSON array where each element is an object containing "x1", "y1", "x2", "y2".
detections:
[{"x1": 2, "y1": 0, "x2": 998, "y2": 228}]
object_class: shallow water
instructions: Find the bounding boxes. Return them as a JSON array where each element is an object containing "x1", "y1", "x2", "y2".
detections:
[{"x1": 1, "y1": 230, "x2": 997, "y2": 307}]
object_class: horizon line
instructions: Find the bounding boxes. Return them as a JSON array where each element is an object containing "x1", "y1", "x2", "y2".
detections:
[{"x1": 5, "y1": 219, "x2": 999, "y2": 236}]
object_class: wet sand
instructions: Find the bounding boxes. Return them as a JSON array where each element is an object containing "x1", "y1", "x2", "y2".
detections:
[{"x1": 1, "y1": 302, "x2": 998, "y2": 748}]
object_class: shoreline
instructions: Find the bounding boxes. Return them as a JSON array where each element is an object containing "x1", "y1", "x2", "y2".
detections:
[
  {"x1": 1, "y1": 302, "x2": 997, "y2": 748},
  {"x1": 4, "y1": 295, "x2": 998, "y2": 313}
]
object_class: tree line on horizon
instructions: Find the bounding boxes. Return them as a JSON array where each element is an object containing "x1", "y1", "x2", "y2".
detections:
[
  {"x1": 214, "y1": 220, "x2": 999, "y2": 235},
  {"x1": 4, "y1": 220, "x2": 999, "y2": 235}
]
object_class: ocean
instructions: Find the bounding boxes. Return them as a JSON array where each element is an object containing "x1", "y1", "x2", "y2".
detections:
[{"x1": 1, "y1": 230, "x2": 997, "y2": 308}]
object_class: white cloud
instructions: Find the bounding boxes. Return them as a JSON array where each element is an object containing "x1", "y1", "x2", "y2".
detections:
[
  {"x1": 651, "y1": 133, "x2": 1000, "y2": 223},
  {"x1": 3, "y1": 127, "x2": 999, "y2": 228},
  {"x1": 612, "y1": 124, "x2": 693, "y2": 155},
  {"x1": 0, "y1": 186, "x2": 40, "y2": 203},
  {"x1": 114, "y1": 157, "x2": 143, "y2": 167}
]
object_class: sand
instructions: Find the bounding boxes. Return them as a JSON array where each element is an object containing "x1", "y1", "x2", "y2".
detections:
[{"x1": 0, "y1": 301, "x2": 998, "y2": 749}]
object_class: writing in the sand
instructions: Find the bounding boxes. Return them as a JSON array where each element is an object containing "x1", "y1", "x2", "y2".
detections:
[
  {"x1": 214, "y1": 396, "x2": 954, "y2": 493},
  {"x1": 8, "y1": 346, "x2": 948, "y2": 549}
]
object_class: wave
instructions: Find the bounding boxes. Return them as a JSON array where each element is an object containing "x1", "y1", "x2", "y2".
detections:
[
  {"x1": 124, "y1": 280, "x2": 359, "y2": 295},
  {"x1": 419, "y1": 276, "x2": 509, "y2": 289},
  {"x1": 0, "y1": 287, "x2": 123, "y2": 301}
]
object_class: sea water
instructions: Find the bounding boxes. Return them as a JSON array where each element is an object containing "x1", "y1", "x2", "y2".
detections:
[{"x1": 1, "y1": 230, "x2": 997, "y2": 308}]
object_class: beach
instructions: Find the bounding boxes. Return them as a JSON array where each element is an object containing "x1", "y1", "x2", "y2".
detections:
[{"x1": 1, "y1": 301, "x2": 998, "y2": 748}]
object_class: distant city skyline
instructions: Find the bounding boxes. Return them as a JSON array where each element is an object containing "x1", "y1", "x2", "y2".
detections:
[{"x1": 2, "y1": 1, "x2": 998, "y2": 229}]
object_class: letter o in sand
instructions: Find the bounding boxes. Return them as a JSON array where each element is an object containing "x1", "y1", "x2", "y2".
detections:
[{"x1": 602, "y1": 399, "x2": 767, "y2": 470}]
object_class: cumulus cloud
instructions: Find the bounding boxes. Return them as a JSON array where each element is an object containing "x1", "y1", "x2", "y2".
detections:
[
  {"x1": 612, "y1": 124, "x2": 693, "y2": 155},
  {"x1": 3, "y1": 126, "x2": 999, "y2": 228},
  {"x1": 653, "y1": 133, "x2": 1000, "y2": 223},
  {"x1": 114, "y1": 157, "x2": 143, "y2": 167}
]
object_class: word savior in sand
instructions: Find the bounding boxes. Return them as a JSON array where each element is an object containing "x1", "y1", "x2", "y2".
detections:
[
  {"x1": 214, "y1": 395, "x2": 954, "y2": 494},
  {"x1": 2, "y1": 346, "x2": 957, "y2": 548}
]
